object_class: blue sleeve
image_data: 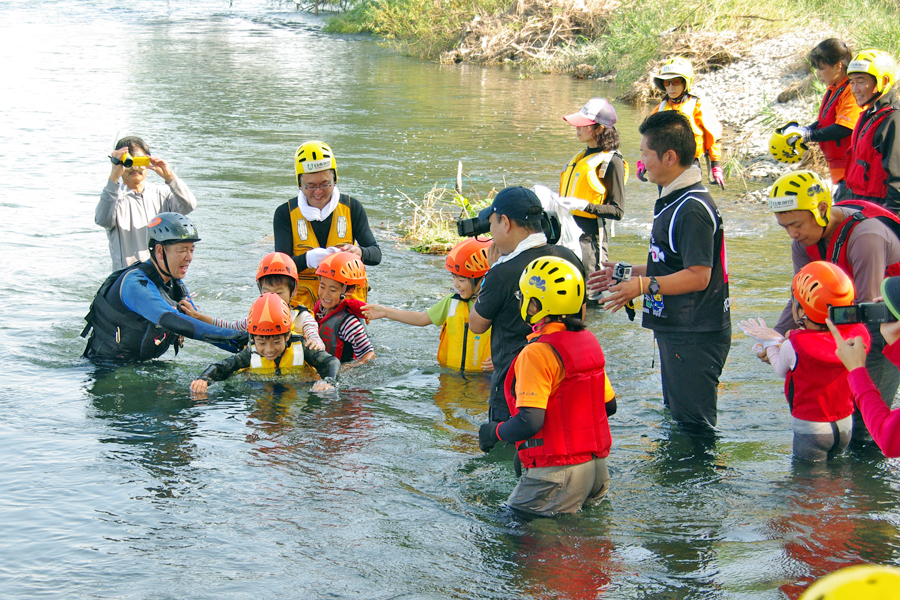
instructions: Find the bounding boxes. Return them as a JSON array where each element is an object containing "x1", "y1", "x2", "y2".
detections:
[{"x1": 119, "y1": 270, "x2": 247, "y2": 352}]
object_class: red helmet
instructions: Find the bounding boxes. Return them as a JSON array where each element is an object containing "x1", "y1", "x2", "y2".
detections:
[
  {"x1": 247, "y1": 293, "x2": 292, "y2": 336},
  {"x1": 792, "y1": 261, "x2": 855, "y2": 323},
  {"x1": 256, "y1": 252, "x2": 298, "y2": 283},
  {"x1": 316, "y1": 251, "x2": 366, "y2": 287},
  {"x1": 445, "y1": 238, "x2": 491, "y2": 279}
]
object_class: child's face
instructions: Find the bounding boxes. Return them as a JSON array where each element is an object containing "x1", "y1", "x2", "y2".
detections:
[
  {"x1": 814, "y1": 61, "x2": 844, "y2": 87},
  {"x1": 664, "y1": 78, "x2": 685, "y2": 99},
  {"x1": 791, "y1": 298, "x2": 808, "y2": 329},
  {"x1": 452, "y1": 274, "x2": 476, "y2": 300},
  {"x1": 260, "y1": 280, "x2": 293, "y2": 307},
  {"x1": 318, "y1": 277, "x2": 345, "y2": 310},
  {"x1": 253, "y1": 333, "x2": 288, "y2": 360}
]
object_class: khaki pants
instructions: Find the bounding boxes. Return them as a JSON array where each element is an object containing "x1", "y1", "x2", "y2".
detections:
[{"x1": 507, "y1": 456, "x2": 609, "y2": 517}]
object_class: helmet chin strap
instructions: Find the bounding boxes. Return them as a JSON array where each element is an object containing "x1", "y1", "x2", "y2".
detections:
[{"x1": 152, "y1": 244, "x2": 174, "y2": 280}]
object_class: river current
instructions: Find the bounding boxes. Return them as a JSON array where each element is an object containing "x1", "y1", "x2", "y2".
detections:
[{"x1": 1, "y1": 1, "x2": 899, "y2": 598}]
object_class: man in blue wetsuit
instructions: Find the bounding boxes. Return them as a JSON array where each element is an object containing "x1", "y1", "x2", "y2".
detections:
[{"x1": 82, "y1": 213, "x2": 246, "y2": 361}]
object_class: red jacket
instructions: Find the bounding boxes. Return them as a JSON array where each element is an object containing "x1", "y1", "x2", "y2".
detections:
[
  {"x1": 786, "y1": 325, "x2": 870, "y2": 421},
  {"x1": 845, "y1": 105, "x2": 896, "y2": 200},
  {"x1": 315, "y1": 297, "x2": 366, "y2": 363},
  {"x1": 816, "y1": 78, "x2": 854, "y2": 172},
  {"x1": 504, "y1": 329, "x2": 612, "y2": 468}
]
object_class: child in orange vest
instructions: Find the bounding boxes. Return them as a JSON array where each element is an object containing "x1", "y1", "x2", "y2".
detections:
[{"x1": 741, "y1": 261, "x2": 870, "y2": 461}]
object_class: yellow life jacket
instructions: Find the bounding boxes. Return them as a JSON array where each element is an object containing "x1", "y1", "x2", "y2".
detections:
[
  {"x1": 559, "y1": 150, "x2": 629, "y2": 219},
  {"x1": 436, "y1": 297, "x2": 492, "y2": 371},
  {"x1": 248, "y1": 343, "x2": 306, "y2": 375},
  {"x1": 289, "y1": 194, "x2": 368, "y2": 308},
  {"x1": 656, "y1": 96, "x2": 707, "y2": 160}
]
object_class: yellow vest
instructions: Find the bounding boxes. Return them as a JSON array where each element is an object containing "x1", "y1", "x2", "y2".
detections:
[
  {"x1": 656, "y1": 96, "x2": 705, "y2": 160},
  {"x1": 289, "y1": 195, "x2": 368, "y2": 308},
  {"x1": 436, "y1": 298, "x2": 492, "y2": 371},
  {"x1": 248, "y1": 343, "x2": 306, "y2": 375},
  {"x1": 559, "y1": 150, "x2": 628, "y2": 219}
]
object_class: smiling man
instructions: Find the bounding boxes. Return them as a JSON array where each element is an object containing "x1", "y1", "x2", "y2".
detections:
[
  {"x1": 96, "y1": 136, "x2": 197, "y2": 270},
  {"x1": 273, "y1": 141, "x2": 381, "y2": 309},
  {"x1": 82, "y1": 213, "x2": 246, "y2": 362}
]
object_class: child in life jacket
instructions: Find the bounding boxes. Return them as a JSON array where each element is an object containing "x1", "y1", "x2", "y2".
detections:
[
  {"x1": 557, "y1": 98, "x2": 627, "y2": 286},
  {"x1": 181, "y1": 252, "x2": 324, "y2": 350},
  {"x1": 361, "y1": 238, "x2": 493, "y2": 372},
  {"x1": 640, "y1": 57, "x2": 725, "y2": 189},
  {"x1": 314, "y1": 251, "x2": 375, "y2": 364},
  {"x1": 740, "y1": 261, "x2": 870, "y2": 462},
  {"x1": 478, "y1": 256, "x2": 616, "y2": 517},
  {"x1": 190, "y1": 293, "x2": 340, "y2": 394}
]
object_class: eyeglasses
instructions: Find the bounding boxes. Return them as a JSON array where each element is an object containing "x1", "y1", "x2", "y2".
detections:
[{"x1": 302, "y1": 181, "x2": 335, "y2": 191}]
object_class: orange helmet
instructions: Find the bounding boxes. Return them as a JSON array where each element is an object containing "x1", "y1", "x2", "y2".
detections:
[
  {"x1": 792, "y1": 261, "x2": 855, "y2": 324},
  {"x1": 247, "y1": 293, "x2": 292, "y2": 336},
  {"x1": 316, "y1": 251, "x2": 367, "y2": 287},
  {"x1": 256, "y1": 252, "x2": 298, "y2": 283},
  {"x1": 445, "y1": 238, "x2": 491, "y2": 279}
]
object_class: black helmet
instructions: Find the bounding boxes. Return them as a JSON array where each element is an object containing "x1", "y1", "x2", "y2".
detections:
[{"x1": 147, "y1": 213, "x2": 200, "y2": 249}]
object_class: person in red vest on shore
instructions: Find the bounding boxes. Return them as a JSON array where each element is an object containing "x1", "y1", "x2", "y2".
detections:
[
  {"x1": 478, "y1": 256, "x2": 615, "y2": 517},
  {"x1": 741, "y1": 261, "x2": 869, "y2": 461},
  {"x1": 843, "y1": 49, "x2": 900, "y2": 212}
]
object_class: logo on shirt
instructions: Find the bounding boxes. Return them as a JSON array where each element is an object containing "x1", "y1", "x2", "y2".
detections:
[
  {"x1": 337, "y1": 215, "x2": 347, "y2": 239},
  {"x1": 649, "y1": 243, "x2": 666, "y2": 263},
  {"x1": 529, "y1": 275, "x2": 547, "y2": 291},
  {"x1": 297, "y1": 219, "x2": 309, "y2": 241}
]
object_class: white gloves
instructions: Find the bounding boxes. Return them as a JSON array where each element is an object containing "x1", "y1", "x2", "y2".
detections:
[
  {"x1": 556, "y1": 196, "x2": 590, "y2": 211},
  {"x1": 783, "y1": 125, "x2": 810, "y2": 141},
  {"x1": 305, "y1": 246, "x2": 340, "y2": 268}
]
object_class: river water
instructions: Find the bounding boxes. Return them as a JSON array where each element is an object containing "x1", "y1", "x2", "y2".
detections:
[{"x1": 2, "y1": 1, "x2": 899, "y2": 598}]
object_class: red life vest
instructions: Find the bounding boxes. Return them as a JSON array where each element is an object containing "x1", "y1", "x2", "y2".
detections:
[
  {"x1": 504, "y1": 329, "x2": 612, "y2": 468},
  {"x1": 845, "y1": 105, "x2": 896, "y2": 200},
  {"x1": 804, "y1": 200, "x2": 900, "y2": 279},
  {"x1": 314, "y1": 297, "x2": 366, "y2": 363},
  {"x1": 785, "y1": 325, "x2": 870, "y2": 421},
  {"x1": 817, "y1": 79, "x2": 853, "y2": 172}
]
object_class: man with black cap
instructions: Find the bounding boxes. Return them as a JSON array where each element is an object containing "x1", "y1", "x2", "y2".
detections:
[
  {"x1": 82, "y1": 212, "x2": 246, "y2": 362},
  {"x1": 469, "y1": 186, "x2": 584, "y2": 422}
]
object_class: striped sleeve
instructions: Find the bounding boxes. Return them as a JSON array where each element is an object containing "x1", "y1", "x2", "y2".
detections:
[{"x1": 337, "y1": 315, "x2": 374, "y2": 360}]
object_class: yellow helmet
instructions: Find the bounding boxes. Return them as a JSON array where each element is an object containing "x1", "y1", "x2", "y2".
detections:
[
  {"x1": 295, "y1": 141, "x2": 337, "y2": 185},
  {"x1": 518, "y1": 256, "x2": 584, "y2": 325},
  {"x1": 848, "y1": 49, "x2": 896, "y2": 96},
  {"x1": 653, "y1": 57, "x2": 695, "y2": 93},
  {"x1": 769, "y1": 170, "x2": 832, "y2": 227},
  {"x1": 798, "y1": 565, "x2": 900, "y2": 600},
  {"x1": 769, "y1": 122, "x2": 808, "y2": 164}
]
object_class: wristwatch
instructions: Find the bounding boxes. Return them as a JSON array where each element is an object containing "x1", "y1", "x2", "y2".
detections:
[{"x1": 648, "y1": 276, "x2": 661, "y2": 295}]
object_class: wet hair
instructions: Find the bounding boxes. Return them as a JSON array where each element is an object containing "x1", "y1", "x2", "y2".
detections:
[
  {"x1": 115, "y1": 136, "x2": 150, "y2": 156},
  {"x1": 257, "y1": 274, "x2": 297, "y2": 296},
  {"x1": 250, "y1": 332, "x2": 292, "y2": 345},
  {"x1": 808, "y1": 38, "x2": 853, "y2": 71},
  {"x1": 638, "y1": 111, "x2": 696, "y2": 167},
  {"x1": 590, "y1": 124, "x2": 620, "y2": 152}
]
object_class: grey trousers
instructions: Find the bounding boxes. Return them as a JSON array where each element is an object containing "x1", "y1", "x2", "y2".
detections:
[{"x1": 506, "y1": 456, "x2": 609, "y2": 517}]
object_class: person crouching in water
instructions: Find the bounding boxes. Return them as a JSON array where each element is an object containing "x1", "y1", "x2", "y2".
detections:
[
  {"x1": 315, "y1": 251, "x2": 375, "y2": 364},
  {"x1": 190, "y1": 293, "x2": 340, "y2": 394},
  {"x1": 741, "y1": 261, "x2": 870, "y2": 461},
  {"x1": 362, "y1": 237, "x2": 493, "y2": 372},
  {"x1": 478, "y1": 257, "x2": 615, "y2": 517}
]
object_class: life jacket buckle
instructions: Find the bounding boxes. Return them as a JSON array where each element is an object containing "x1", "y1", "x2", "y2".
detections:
[{"x1": 115, "y1": 327, "x2": 121, "y2": 344}]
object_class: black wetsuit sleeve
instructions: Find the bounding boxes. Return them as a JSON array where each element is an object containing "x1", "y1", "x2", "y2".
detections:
[
  {"x1": 199, "y1": 348, "x2": 251, "y2": 382},
  {"x1": 349, "y1": 197, "x2": 382, "y2": 266},
  {"x1": 497, "y1": 407, "x2": 545, "y2": 442},
  {"x1": 580, "y1": 155, "x2": 625, "y2": 220},
  {"x1": 808, "y1": 123, "x2": 852, "y2": 143},
  {"x1": 877, "y1": 114, "x2": 900, "y2": 212},
  {"x1": 606, "y1": 397, "x2": 617, "y2": 417},
  {"x1": 304, "y1": 345, "x2": 341, "y2": 380}
]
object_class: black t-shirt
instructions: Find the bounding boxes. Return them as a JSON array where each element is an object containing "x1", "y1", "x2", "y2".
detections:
[
  {"x1": 473, "y1": 242, "x2": 584, "y2": 410},
  {"x1": 643, "y1": 183, "x2": 730, "y2": 333}
]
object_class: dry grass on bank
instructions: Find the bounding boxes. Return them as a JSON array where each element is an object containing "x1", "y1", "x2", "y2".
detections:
[
  {"x1": 440, "y1": 0, "x2": 618, "y2": 67},
  {"x1": 397, "y1": 185, "x2": 495, "y2": 254}
]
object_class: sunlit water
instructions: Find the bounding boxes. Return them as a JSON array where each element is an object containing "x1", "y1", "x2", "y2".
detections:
[{"x1": 2, "y1": 2, "x2": 899, "y2": 598}]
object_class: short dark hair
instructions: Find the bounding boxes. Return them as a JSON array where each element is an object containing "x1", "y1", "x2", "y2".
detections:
[
  {"x1": 115, "y1": 136, "x2": 150, "y2": 156},
  {"x1": 257, "y1": 274, "x2": 297, "y2": 295},
  {"x1": 528, "y1": 298, "x2": 586, "y2": 331},
  {"x1": 590, "y1": 124, "x2": 620, "y2": 152},
  {"x1": 808, "y1": 38, "x2": 852, "y2": 70},
  {"x1": 638, "y1": 111, "x2": 696, "y2": 167}
]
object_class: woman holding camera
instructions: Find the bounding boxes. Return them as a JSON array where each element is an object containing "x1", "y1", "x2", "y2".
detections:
[{"x1": 96, "y1": 135, "x2": 197, "y2": 270}]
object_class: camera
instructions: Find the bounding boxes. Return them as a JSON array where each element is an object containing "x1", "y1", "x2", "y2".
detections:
[
  {"x1": 612, "y1": 262, "x2": 632, "y2": 284},
  {"x1": 457, "y1": 210, "x2": 561, "y2": 245},
  {"x1": 829, "y1": 302, "x2": 898, "y2": 325},
  {"x1": 109, "y1": 152, "x2": 150, "y2": 168}
]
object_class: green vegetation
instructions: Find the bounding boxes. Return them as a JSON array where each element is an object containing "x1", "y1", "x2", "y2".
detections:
[
  {"x1": 397, "y1": 184, "x2": 493, "y2": 254},
  {"x1": 327, "y1": 0, "x2": 900, "y2": 82}
]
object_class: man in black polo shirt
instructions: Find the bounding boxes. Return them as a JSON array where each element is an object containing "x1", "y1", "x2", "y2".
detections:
[
  {"x1": 469, "y1": 186, "x2": 585, "y2": 422},
  {"x1": 596, "y1": 111, "x2": 731, "y2": 429}
]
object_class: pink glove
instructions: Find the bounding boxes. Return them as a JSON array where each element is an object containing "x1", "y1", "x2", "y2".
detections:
[
  {"x1": 636, "y1": 160, "x2": 647, "y2": 182},
  {"x1": 711, "y1": 165, "x2": 725, "y2": 190}
]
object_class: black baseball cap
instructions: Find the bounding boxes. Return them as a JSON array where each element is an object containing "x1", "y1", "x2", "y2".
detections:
[{"x1": 478, "y1": 186, "x2": 543, "y2": 222}]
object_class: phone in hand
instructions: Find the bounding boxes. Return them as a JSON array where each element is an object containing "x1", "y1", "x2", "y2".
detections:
[{"x1": 829, "y1": 302, "x2": 898, "y2": 325}]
